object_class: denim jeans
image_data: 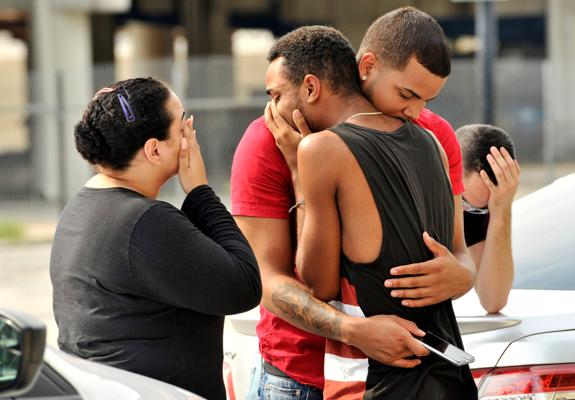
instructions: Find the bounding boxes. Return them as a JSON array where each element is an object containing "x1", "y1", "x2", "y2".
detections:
[
  {"x1": 246, "y1": 355, "x2": 323, "y2": 400},
  {"x1": 259, "y1": 367, "x2": 323, "y2": 400},
  {"x1": 245, "y1": 353, "x2": 262, "y2": 400}
]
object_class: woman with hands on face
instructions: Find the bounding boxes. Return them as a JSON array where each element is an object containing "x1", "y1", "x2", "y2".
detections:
[{"x1": 50, "y1": 77, "x2": 261, "y2": 400}]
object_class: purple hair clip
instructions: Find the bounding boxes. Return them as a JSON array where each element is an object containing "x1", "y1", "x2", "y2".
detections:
[{"x1": 117, "y1": 92, "x2": 136, "y2": 123}]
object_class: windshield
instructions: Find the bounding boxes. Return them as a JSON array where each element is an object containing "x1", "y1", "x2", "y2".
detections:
[{"x1": 512, "y1": 174, "x2": 575, "y2": 290}]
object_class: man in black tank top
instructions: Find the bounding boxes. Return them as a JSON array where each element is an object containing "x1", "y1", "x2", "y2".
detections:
[{"x1": 264, "y1": 26, "x2": 477, "y2": 399}]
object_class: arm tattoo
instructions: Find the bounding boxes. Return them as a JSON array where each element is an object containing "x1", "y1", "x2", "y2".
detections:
[{"x1": 271, "y1": 282, "x2": 342, "y2": 340}]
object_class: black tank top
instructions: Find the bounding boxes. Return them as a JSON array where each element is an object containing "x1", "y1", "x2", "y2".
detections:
[{"x1": 329, "y1": 121, "x2": 477, "y2": 400}]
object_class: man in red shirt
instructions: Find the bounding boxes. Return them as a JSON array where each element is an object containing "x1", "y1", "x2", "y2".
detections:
[{"x1": 231, "y1": 7, "x2": 475, "y2": 399}]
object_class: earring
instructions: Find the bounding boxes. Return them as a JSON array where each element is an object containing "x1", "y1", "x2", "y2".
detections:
[
  {"x1": 361, "y1": 75, "x2": 368, "y2": 81},
  {"x1": 307, "y1": 98, "x2": 312, "y2": 104}
]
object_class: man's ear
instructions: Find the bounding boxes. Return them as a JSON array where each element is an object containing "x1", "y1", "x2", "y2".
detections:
[
  {"x1": 302, "y1": 74, "x2": 321, "y2": 104},
  {"x1": 358, "y1": 52, "x2": 377, "y2": 81},
  {"x1": 142, "y1": 138, "x2": 162, "y2": 165}
]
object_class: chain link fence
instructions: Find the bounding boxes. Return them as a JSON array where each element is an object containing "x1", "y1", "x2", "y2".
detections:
[
  {"x1": 0, "y1": 56, "x2": 571, "y2": 207},
  {"x1": 432, "y1": 58, "x2": 544, "y2": 162}
]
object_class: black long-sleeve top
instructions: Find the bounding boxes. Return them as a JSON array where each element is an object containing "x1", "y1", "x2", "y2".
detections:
[{"x1": 50, "y1": 185, "x2": 261, "y2": 399}]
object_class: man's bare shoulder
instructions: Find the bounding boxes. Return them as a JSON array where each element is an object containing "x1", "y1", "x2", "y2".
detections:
[
  {"x1": 299, "y1": 129, "x2": 348, "y2": 156},
  {"x1": 298, "y1": 130, "x2": 355, "y2": 186}
]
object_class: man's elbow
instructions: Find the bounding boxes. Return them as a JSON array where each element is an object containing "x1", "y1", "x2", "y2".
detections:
[
  {"x1": 259, "y1": 275, "x2": 278, "y2": 311},
  {"x1": 297, "y1": 260, "x2": 339, "y2": 301},
  {"x1": 305, "y1": 282, "x2": 338, "y2": 302},
  {"x1": 480, "y1": 296, "x2": 508, "y2": 314}
]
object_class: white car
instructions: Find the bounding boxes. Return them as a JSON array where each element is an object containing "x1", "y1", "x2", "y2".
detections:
[
  {"x1": 227, "y1": 173, "x2": 575, "y2": 399},
  {"x1": 0, "y1": 308, "x2": 203, "y2": 399},
  {"x1": 454, "y1": 172, "x2": 575, "y2": 399}
]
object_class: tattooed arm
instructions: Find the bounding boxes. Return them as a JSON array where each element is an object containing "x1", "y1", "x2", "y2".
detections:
[
  {"x1": 272, "y1": 281, "x2": 343, "y2": 338},
  {"x1": 235, "y1": 216, "x2": 428, "y2": 368}
]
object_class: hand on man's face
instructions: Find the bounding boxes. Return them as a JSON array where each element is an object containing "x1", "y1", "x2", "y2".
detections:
[{"x1": 264, "y1": 100, "x2": 311, "y2": 173}]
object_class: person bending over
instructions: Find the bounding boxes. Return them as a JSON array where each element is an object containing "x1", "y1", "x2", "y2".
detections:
[{"x1": 457, "y1": 124, "x2": 520, "y2": 313}]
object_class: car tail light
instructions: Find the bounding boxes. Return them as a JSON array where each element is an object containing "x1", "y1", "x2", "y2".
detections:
[
  {"x1": 475, "y1": 364, "x2": 575, "y2": 399},
  {"x1": 471, "y1": 367, "x2": 492, "y2": 387},
  {"x1": 223, "y1": 360, "x2": 236, "y2": 400}
]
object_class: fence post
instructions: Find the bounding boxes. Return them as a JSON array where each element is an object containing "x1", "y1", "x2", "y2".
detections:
[
  {"x1": 475, "y1": 0, "x2": 497, "y2": 125},
  {"x1": 55, "y1": 70, "x2": 67, "y2": 211}
]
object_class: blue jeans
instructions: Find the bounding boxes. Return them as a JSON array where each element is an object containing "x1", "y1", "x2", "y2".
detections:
[
  {"x1": 245, "y1": 353, "x2": 262, "y2": 400},
  {"x1": 259, "y1": 367, "x2": 323, "y2": 400},
  {"x1": 246, "y1": 355, "x2": 323, "y2": 400}
]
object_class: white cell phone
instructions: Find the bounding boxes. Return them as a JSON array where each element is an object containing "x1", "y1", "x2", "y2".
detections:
[{"x1": 417, "y1": 331, "x2": 475, "y2": 366}]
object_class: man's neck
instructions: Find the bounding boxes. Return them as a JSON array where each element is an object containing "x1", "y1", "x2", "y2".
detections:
[
  {"x1": 320, "y1": 94, "x2": 376, "y2": 127},
  {"x1": 320, "y1": 94, "x2": 402, "y2": 132}
]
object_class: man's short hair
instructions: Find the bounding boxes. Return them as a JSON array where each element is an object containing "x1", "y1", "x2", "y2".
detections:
[
  {"x1": 267, "y1": 25, "x2": 362, "y2": 97},
  {"x1": 358, "y1": 6, "x2": 451, "y2": 78},
  {"x1": 456, "y1": 124, "x2": 515, "y2": 185}
]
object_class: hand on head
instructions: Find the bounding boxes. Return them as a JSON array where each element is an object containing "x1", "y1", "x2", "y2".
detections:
[
  {"x1": 178, "y1": 115, "x2": 208, "y2": 194},
  {"x1": 480, "y1": 146, "x2": 521, "y2": 215}
]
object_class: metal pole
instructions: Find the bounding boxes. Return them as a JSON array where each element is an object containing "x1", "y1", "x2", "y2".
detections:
[
  {"x1": 56, "y1": 70, "x2": 67, "y2": 211},
  {"x1": 475, "y1": 1, "x2": 497, "y2": 125},
  {"x1": 542, "y1": 61, "x2": 555, "y2": 182},
  {"x1": 31, "y1": 0, "x2": 60, "y2": 202}
]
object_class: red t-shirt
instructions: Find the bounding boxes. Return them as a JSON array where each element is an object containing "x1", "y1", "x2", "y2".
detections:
[
  {"x1": 231, "y1": 117, "x2": 325, "y2": 389},
  {"x1": 230, "y1": 110, "x2": 463, "y2": 390},
  {"x1": 415, "y1": 108, "x2": 464, "y2": 195}
]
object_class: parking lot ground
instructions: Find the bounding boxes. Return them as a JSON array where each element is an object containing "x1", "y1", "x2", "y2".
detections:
[{"x1": 0, "y1": 242, "x2": 58, "y2": 345}]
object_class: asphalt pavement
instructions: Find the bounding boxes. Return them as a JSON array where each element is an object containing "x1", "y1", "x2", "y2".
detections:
[{"x1": 0, "y1": 242, "x2": 58, "y2": 345}]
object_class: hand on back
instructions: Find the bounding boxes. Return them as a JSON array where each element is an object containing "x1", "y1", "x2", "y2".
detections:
[
  {"x1": 384, "y1": 232, "x2": 472, "y2": 307},
  {"x1": 346, "y1": 314, "x2": 429, "y2": 368}
]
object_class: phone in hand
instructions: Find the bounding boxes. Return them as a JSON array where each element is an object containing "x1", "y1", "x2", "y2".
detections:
[{"x1": 417, "y1": 330, "x2": 475, "y2": 366}]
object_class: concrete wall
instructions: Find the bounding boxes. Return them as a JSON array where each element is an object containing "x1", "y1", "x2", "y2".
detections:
[
  {"x1": 546, "y1": 0, "x2": 575, "y2": 161},
  {"x1": 0, "y1": 32, "x2": 28, "y2": 153},
  {"x1": 27, "y1": 0, "x2": 130, "y2": 202}
]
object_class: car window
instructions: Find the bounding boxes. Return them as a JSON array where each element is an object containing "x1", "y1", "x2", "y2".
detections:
[
  {"x1": 512, "y1": 175, "x2": 575, "y2": 290},
  {"x1": 513, "y1": 245, "x2": 575, "y2": 290}
]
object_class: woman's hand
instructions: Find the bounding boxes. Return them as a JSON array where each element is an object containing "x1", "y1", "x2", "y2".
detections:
[{"x1": 178, "y1": 116, "x2": 208, "y2": 194}]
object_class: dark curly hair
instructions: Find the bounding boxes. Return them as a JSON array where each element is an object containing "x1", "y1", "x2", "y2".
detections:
[
  {"x1": 74, "y1": 77, "x2": 172, "y2": 171},
  {"x1": 358, "y1": 7, "x2": 451, "y2": 78},
  {"x1": 456, "y1": 124, "x2": 515, "y2": 185},
  {"x1": 267, "y1": 25, "x2": 362, "y2": 97}
]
